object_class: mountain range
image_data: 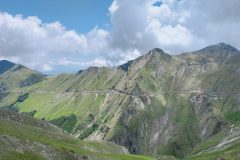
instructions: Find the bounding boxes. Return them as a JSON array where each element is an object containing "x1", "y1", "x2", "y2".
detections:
[{"x1": 0, "y1": 43, "x2": 240, "y2": 160}]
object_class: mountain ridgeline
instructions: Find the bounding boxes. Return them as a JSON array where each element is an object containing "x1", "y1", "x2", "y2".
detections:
[{"x1": 1, "y1": 43, "x2": 240, "y2": 160}]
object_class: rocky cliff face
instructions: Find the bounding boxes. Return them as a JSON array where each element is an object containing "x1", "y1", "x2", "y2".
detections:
[
  {"x1": 106, "y1": 43, "x2": 240, "y2": 158},
  {"x1": 1, "y1": 43, "x2": 240, "y2": 159}
]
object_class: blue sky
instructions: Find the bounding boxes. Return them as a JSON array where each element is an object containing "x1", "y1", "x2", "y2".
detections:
[
  {"x1": 0, "y1": 0, "x2": 112, "y2": 33},
  {"x1": 0, "y1": 0, "x2": 239, "y2": 74}
]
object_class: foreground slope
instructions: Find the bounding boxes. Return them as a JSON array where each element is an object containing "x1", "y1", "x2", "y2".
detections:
[
  {"x1": 1, "y1": 43, "x2": 240, "y2": 159},
  {"x1": 0, "y1": 109, "x2": 155, "y2": 160},
  {"x1": 188, "y1": 127, "x2": 240, "y2": 160}
]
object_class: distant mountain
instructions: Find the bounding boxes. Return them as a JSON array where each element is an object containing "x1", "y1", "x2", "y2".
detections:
[
  {"x1": 197, "y1": 42, "x2": 239, "y2": 53},
  {"x1": 0, "y1": 64, "x2": 44, "y2": 90},
  {"x1": 1, "y1": 43, "x2": 240, "y2": 160},
  {"x1": 0, "y1": 60, "x2": 15, "y2": 74},
  {"x1": 0, "y1": 63, "x2": 45, "y2": 103}
]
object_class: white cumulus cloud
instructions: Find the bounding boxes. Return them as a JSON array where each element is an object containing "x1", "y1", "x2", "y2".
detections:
[{"x1": 0, "y1": 0, "x2": 240, "y2": 73}]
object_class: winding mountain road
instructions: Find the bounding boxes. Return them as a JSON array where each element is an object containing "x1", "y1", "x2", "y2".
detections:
[{"x1": 1, "y1": 88, "x2": 240, "y2": 97}]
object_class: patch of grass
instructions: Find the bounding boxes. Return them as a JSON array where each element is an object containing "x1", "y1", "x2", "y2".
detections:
[
  {"x1": 226, "y1": 112, "x2": 240, "y2": 126},
  {"x1": 190, "y1": 132, "x2": 226, "y2": 155},
  {"x1": 17, "y1": 93, "x2": 104, "y2": 121},
  {"x1": 22, "y1": 110, "x2": 37, "y2": 117},
  {"x1": 188, "y1": 141, "x2": 240, "y2": 160},
  {"x1": 79, "y1": 123, "x2": 99, "y2": 140},
  {"x1": 0, "y1": 151, "x2": 46, "y2": 160},
  {"x1": 50, "y1": 114, "x2": 77, "y2": 132}
]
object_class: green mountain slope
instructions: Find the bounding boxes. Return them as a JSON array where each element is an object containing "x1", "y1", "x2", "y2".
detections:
[
  {"x1": 0, "y1": 64, "x2": 44, "y2": 107},
  {"x1": 0, "y1": 109, "x2": 155, "y2": 160},
  {"x1": 1, "y1": 43, "x2": 240, "y2": 159},
  {"x1": 0, "y1": 64, "x2": 44, "y2": 90}
]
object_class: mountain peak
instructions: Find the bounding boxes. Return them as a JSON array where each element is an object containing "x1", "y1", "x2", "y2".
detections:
[
  {"x1": 199, "y1": 43, "x2": 239, "y2": 53},
  {"x1": 118, "y1": 48, "x2": 172, "y2": 72},
  {"x1": 0, "y1": 60, "x2": 16, "y2": 74},
  {"x1": 0, "y1": 60, "x2": 12, "y2": 63},
  {"x1": 0, "y1": 60, "x2": 15, "y2": 66},
  {"x1": 146, "y1": 48, "x2": 172, "y2": 63},
  {"x1": 148, "y1": 48, "x2": 164, "y2": 55},
  {"x1": 216, "y1": 42, "x2": 238, "y2": 51}
]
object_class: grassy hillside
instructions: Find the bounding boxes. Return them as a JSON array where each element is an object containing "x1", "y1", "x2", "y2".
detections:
[
  {"x1": 188, "y1": 128, "x2": 240, "y2": 160},
  {"x1": 0, "y1": 64, "x2": 44, "y2": 107},
  {"x1": 0, "y1": 65, "x2": 44, "y2": 90},
  {"x1": 0, "y1": 109, "x2": 155, "y2": 160}
]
